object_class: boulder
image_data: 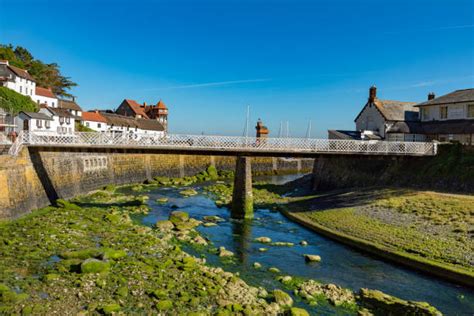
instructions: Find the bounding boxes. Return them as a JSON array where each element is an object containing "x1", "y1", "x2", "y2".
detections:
[
  {"x1": 179, "y1": 189, "x2": 198, "y2": 197},
  {"x1": 155, "y1": 220, "x2": 175, "y2": 232},
  {"x1": 218, "y1": 247, "x2": 234, "y2": 257},
  {"x1": 300, "y1": 240, "x2": 308, "y2": 246},
  {"x1": 273, "y1": 289, "x2": 293, "y2": 307},
  {"x1": 290, "y1": 307, "x2": 310, "y2": 316},
  {"x1": 304, "y1": 254, "x2": 321, "y2": 262},
  {"x1": 156, "y1": 197, "x2": 168, "y2": 204},
  {"x1": 254, "y1": 237, "x2": 272, "y2": 243},
  {"x1": 192, "y1": 235, "x2": 208, "y2": 246},
  {"x1": 169, "y1": 211, "x2": 189, "y2": 225},
  {"x1": 268, "y1": 267, "x2": 280, "y2": 273},
  {"x1": 102, "y1": 249, "x2": 127, "y2": 260},
  {"x1": 253, "y1": 262, "x2": 262, "y2": 269},
  {"x1": 80, "y1": 258, "x2": 110, "y2": 274}
]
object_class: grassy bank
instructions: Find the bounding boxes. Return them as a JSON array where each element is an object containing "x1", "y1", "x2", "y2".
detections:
[{"x1": 281, "y1": 188, "x2": 474, "y2": 286}]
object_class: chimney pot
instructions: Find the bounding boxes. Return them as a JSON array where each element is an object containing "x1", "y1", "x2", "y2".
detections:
[
  {"x1": 369, "y1": 85, "x2": 377, "y2": 102},
  {"x1": 428, "y1": 92, "x2": 435, "y2": 100}
]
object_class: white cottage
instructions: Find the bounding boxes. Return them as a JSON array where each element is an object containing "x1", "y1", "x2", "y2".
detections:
[
  {"x1": 82, "y1": 111, "x2": 108, "y2": 132},
  {"x1": 15, "y1": 111, "x2": 54, "y2": 133},
  {"x1": 35, "y1": 87, "x2": 58, "y2": 108},
  {"x1": 0, "y1": 60, "x2": 36, "y2": 97}
]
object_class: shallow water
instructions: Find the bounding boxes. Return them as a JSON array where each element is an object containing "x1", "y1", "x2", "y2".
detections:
[{"x1": 133, "y1": 175, "x2": 474, "y2": 315}]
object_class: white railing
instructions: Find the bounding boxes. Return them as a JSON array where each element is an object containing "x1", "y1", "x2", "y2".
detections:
[{"x1": 8, "y1": 131, "x2": 438, "y2": 156}]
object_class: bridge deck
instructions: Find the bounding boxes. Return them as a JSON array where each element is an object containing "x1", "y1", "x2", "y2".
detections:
[{"x1": 9, "y1": 131, "x2": 438, "y2": 157}]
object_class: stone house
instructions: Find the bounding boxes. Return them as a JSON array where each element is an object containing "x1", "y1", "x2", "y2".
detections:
[
  {"x1": 354, "y1": 86, "x2": 425, "y2": 141},
  {"x1": 415, "y1": 88, "x2": 474, "y2": 145}
]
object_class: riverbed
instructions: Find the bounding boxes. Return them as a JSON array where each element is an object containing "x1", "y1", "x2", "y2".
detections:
[{"x1": 127, "y1": 174, "x2": 474, "y2": 315}]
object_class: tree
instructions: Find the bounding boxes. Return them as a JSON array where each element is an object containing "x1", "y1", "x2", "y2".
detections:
[{"x1": 0, "y1": 44, "x2": 77, "y2": 98}]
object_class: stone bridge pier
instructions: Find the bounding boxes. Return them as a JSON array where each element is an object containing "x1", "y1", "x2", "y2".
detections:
[{"x1": 231, "y1": 156, "x2": 254, "y2": 219}]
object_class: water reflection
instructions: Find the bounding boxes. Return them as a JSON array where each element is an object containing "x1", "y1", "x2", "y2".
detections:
[{"x1": 230, "y1": 219, "x2": 252, "y2": 264}]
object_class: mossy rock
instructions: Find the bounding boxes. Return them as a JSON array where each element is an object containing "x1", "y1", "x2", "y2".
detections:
[
  {"x1": 155, "y1": 300, "x2": 173, "y2": 310},
  {"x1": 273, "y1": 289, "x2": 293, "y2": 307},
  {"x1": 289, "y1": 307, "x2": 310, "y2": 316},
  {"x1": 100, "y1": 303, "x2": 121, "y2": 314},
  {"x1": 179, "y1": 188, "x2": 198, "y2": 197},
  {"x1": 268, "y1": 267, "x2": 280, "y2": 273},
  {"x1": 55, "y1": 199, "x2": 81, "y2": 211},
  {"x1": 156, "y1": 197, "x2": 168, "y2": 204},
  {"x1": 43, "y1": 273, "x2": 61, "y2": 282},
  {"x1": 156, "y1": 220, "x2": 175, "y2": 232},
  {"x1": 169, "y1": 211, "x2": 190, "y2": 225},
  {"x1": 81, "y1": 258, "x2": 110, "y2": 274},
  {"x1": 102, "y1": 249, "x2": 127, "y2": 260},
  {"x1": 60, "y1": 248, "x2": 102, "y2": 260}
]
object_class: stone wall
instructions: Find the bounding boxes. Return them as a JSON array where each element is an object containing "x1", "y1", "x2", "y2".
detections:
[
  {"x1": 0, "y1": 148, "x2": 313, "y2": 219},
  {"x1": 312, "y1": 145, "x2": 474, "y2": 193}
]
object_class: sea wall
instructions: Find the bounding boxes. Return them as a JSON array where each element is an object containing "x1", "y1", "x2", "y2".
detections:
[
  {"x1": 0, "y1": 148, "x2": 313, "y2": 219},
  {"x1": 312, "y1": 144, "x2": 474, "y2": 193}
]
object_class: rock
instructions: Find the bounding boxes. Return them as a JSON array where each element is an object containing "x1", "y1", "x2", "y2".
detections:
[
  {"x1": 273, "y1": 289, "x2": 293, "y2": 307},
  {"x1": 100, "y1": 303, "x2": 121, "y2": 314},
  {"x1": 102, "y1": 249, "x2": 127, "y2": 260},
  {"x1": 258, "y1": 248, "x2": 268, "y2": 252},
  {"x1": 218, "y1": 247, "x2": 234, "y2": 257},
  {"x1": 277, "y1": 275, "x2": 293, "y2": 285},
  {"x1": 203, "y1": 215, "x2": 225, "y2": 223},
  {"x1": 300, "y1": 240, "x2": 308, "y2": 246},
  {"x1": 155, "y1": 220, "x2": 175, "y2": 232},
  {"x1": 169, "y1": 211, "x2": 189, "y2": 225},
  {"x1": 255, "y1": 236, "x2": 272, "y2": 243},
  {"x1": 257, "y1": 287, "x2": 268, "y2": 298},
  {"x1": 179, "y1": 188, "x2": 198, "y2": 197},
  {"x1": 80, "y1": 258, "x2": 110, "y2": 274},
  {"x1": 297, "y1": 280, "x2": 355, "y2": 306},
  {"x1": 304, "y1": 254, "x2": 321, "y2": 262},
  {"x1": 358, "y1": 288, "x2": 442, "y2": 316},
  {"x1": 155, "y1": 300, "x2": 173, "y2": 310},
  {"x1": 43, "y1": 273, "x2": 61, "y2": 282},
  {"x1": 290, "y1": 307, "x2": 310, "y2": 316},
  {"x1": 271, "y1": 242, "x2": 294, "y2": 247},
  {"x1": 268, "y1": 267, "x2": 280, "y2": 273},
  {"x1": 253, "y1": 262, "x2": 262, "y2": 269},
  {"x1": 192, "y1": 235, "x2": 208, "y2": 245},
  {"x1": 203, "y1": 222, "x2": 217, "y2": 227},
  {"x1": 156, "y1": 197, "x2": 168, "y2": 204}
]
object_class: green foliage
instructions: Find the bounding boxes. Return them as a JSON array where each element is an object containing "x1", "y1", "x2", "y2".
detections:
[
  {"x1": 0, "y1": 87, "x2": 37, "y2": 115},
  {"x1": 75, "y1": 121, "x2": 96, "y2": 132},
  {"x1": 0, "y1": 44, "x2": 77, "y2": 98}
]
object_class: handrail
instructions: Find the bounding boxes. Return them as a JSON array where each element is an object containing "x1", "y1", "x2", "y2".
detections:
[{"x1": 8, "y1": 131, "x2": 437, "y2": 157}]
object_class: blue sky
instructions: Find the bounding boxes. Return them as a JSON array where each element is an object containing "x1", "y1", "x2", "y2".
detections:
[{"x1": 1, "y1": 0, "x2": 473, "y2": 137}]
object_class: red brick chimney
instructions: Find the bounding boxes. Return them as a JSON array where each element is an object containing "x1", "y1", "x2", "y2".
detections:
[
  {"x1": 369, "y1": 85, "x2": 377, "y2": 103},
  {"x1": 428, "y1": 92, "x2": 435, "y2": 100}
]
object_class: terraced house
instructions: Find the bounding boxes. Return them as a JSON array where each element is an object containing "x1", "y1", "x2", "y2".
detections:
[{"x1": 416, "y1": 88, "x2": 474, "y2": 145}]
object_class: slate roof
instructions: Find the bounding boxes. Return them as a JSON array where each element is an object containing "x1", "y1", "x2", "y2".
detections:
[
  {"x1": 136, "y1": 118, "x2": 165, "y2": 131},
  {"x1": 48, "y1": 107, "x2": 81, "y2": 120},
  {"x1": 416, "y1": 88, "x2": 474, "y2": 107},
  {"x1": 7, "y1": 64, "x2": 35, "y2": 81},
  {"x1": 386, "y1": 121, "x2": 423, "y2": 134},
  {"x1": 58, "y1": 99, "x2": 83, "y2": 112},
  {"x1": 328, "y1": 130, "x2": 362, "y2": 140},
  {"x1": 355, "y1": 99, "x2": 419, "y2": 122},
  {"x1": 21, "y1": 111, "x2": 53, "y2": 120}
]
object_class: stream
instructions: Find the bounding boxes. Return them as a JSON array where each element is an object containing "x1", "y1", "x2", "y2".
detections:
[{"x1": 128, "y1": 174, "x2": 474, "y2": 315}]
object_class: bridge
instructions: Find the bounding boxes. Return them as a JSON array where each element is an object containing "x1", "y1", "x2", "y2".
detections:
[{"x1": 8, "y1": 131, "x2": 438, "y2": 218}]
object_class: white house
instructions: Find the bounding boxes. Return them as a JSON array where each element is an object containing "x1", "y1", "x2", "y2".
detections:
[
  {"x1": 35, "y1": 87, "x2": 58, "y2": 108},
  {"x1": 82, "y1": 111, "x2": 108, "y2": 132},
  {"x1": 0, "y1": 60, "x2": 36, "y2": 97},
  {"x1": 354, "y1": 86, "x2": 425, "y2": 142},
  {"x1": 15, "y1": 111, "x2": 54, "y2": 133},
  {"x1": 58, "y1": 98, "x2": 83, "y2": 117},
  {"x1": 37, "y1": 106, "x2": 76, "y2": 134},
  {"x1": 416, "y1": 89, "x2": 474, "y2": 145},
  {"x1": 101, "y1": 112, "x2": 165, "y2": 136}
]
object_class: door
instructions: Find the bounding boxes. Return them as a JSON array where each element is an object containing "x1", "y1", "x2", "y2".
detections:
[{"x1": 23, "y1": 120, "x2": 29, "y2": 131}]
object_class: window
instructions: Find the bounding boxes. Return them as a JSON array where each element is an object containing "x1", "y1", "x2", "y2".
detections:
[
  {"x1": 98, "y1": 123, "x2": 101, "y2": 128},
  {"x1": 66, "y1": 117, "x2": 70, "y2": 124},
  {"x1": 52, "y1": 102, "x2": 55, "y2": 107},
  {"x1": 45, "y1": 120, "x2": 50, "y2": 128},
  {"x1": 36, "y1": 119, "x2": 42, "y2": 128},
  {"x1": 19, "y1": 86, "x2": 22, "y2": 93},
  {"x1": 86, "y1": 122, "x2": 90, "y2": 127},
  {"x1": 26, "y1": 87, "x2": 28, "y2": 95},
  {"x1": 59, "y1": 117, "x2": 64, "y2": 124},
  {"x1": 468, "y1": 104, "x2": 474, "y2": 118},
  {"x1": 422, "y1": 107, "x2": 430, "y2": 120},
  {"x1": 440, "y1": 106, "x2": 448, "y2": 119}
]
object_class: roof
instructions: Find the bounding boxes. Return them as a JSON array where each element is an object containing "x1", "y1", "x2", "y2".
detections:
[
  {"x1": 156, "y1": 100, "x2": 167, "y2": 109},
  {"x1": 6, "y1": 64, "x2": 35, "y2": 81},
  {"x1": 328, "y1": 130, "x2": 362, "y2": 140},
  {"x1": 386, "y1": 121, "x2": 423, "y2": 134},
  {"x1": 58, "y1": 99, "x2": 83, "y2": 112},
  {"x1": 20, "y1": 112, "x2": 53, "y2": 120},
  {"x1": 415, "y1": 88, "x2": 474, "y2": 107},
  {"x1": 101, "y1": 113, "x2": 164, "y2": 131},
  {"x1": 48, "y1": 107, "x2": 81, "y2": 120},
  {"x1": 420, "y1": 119, "x2": 474, "y2": 135},
  {"x1": 136, "y1": 118, "x2": 165, "y2": 131},
  {"x1": 82, "y1": 111, "x2": 107, "y2": 123},
  {"x1": 122, "y1": 99, "x2": 149, "y2": 118},
  {"x1": 35, "y1": 87, "x2": 56, "y2": 98},
  {"x1": 355, "y1": 99, "x2": 419, "y2": 122}
]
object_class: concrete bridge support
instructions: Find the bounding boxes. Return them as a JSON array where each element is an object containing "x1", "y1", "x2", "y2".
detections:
[{"x1": 231, "y1": 156, "x2": 254, "y2": 219}]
